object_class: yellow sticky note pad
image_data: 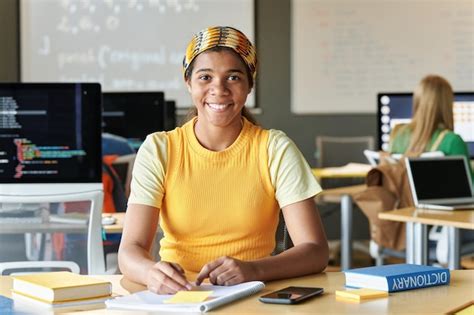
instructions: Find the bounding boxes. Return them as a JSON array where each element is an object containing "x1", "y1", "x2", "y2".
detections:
[
  {"x1": 455, "y1": 304, "x2": 474, "y2": 315},
  {"x1": 164, "y1": 291, "x2": 213, "y2": 304},
  {"x1": 335, "y1": 288, "x2": 388, "y2": 301}
]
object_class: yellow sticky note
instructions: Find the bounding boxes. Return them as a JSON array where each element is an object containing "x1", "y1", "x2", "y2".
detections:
[
  {"x1": 455, "y1": 304, "x2": 474, "y2": 315},
  {"x1": 164, "y1": 291, "x2": 213, "y2": 304},
  {"x1": 335, "y1": 288, "x2": 388, "y2": 301}
]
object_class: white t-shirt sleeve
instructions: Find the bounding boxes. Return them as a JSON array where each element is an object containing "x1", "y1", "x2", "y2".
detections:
[
  {"x1": 127, "y1": 132, "x2": 168, "y2": 209},
  {"x1": 268, "y1": 129, "x2": 322, "y2": 208}
]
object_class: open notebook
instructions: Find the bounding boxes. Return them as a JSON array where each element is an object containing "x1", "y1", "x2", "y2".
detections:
[{"x1": 105, "y1": 281, "x2": 265, "y2": 313}]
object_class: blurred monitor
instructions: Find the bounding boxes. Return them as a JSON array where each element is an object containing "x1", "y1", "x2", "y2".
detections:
[
  {"x1": 164, "y1": 100, "x2": 177, "y2": 131},
  {"x1": 377, "y1": 92, "x2": 474, "y2": 157},
  {"x1": 0, "y1": 83, "x2": 102, "y2": 194},
  {"x1": 102, "y1": 92, "x2": 175, "y2": 149}
]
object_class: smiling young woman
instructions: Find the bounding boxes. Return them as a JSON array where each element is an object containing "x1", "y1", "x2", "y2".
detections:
[
  {"x1": 186, "y1": 49, "x2": 251, "y2": 151},
  {"x1": 118, "y1": 26, "x2": 329, "y2": 295}
]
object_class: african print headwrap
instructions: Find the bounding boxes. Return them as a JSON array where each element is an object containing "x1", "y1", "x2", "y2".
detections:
[{"x1": 183, "y1": 26, "x2": 257, "y2": 81}]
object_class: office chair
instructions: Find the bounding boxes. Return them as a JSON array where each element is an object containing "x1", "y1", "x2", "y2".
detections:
[
  {"x1": 0, "y1": 261, "x2": 80, "y2": 275},
  {"x1": 101, "y1": 153, "x2": 136, "y2": 274},
  {"x1": 429, "y1": 227, "x2": 474, "y2": 266},
  {"x1": 111, "y1": 153, "x2": 136, "y2": 199},
  {"x1": 369, "y1": 228, "x2": 474, "y2": 267},
  {"x1": 314, "y1": 136, "x2": 374, "y2": 261},
  {"x1": 273, "y1": 212, "x2": 293, "y2": 255}
]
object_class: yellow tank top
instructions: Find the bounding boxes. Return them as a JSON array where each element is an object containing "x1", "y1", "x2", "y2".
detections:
[{"x1": 159, "y1": 117, "x2": 280, "y2": 273}]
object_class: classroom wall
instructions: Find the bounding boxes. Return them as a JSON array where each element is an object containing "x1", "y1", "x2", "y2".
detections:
[
  {"x1": 256, "y1": 0, "x2": 376, "y2": 166},
  {"x1": 0, "y1": 0, "x2": 19, "y2": 82},
  {"x1": 0, "y1": 0, "x2": 377, "y2": 166}
]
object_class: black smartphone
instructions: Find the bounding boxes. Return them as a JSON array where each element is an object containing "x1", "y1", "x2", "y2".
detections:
[{"x1": 258, "y1": 286, "x2": 324, "y2": 304}]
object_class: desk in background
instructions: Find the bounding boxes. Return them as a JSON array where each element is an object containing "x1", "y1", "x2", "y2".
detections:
[
  {"x1": 315, "y1": 185, "x2": 366, "y2": 271},
  {"x1": 312, "y1": 165, "x2": 371, "y2": 271},
  {"x1": 1, "y1": 270, "x2": 472, "y2": 314},
  {"x1": 312, "y1": 164, "x2": 370, "y2": 180},
  {"x1": 103, "y1": 212, "x2": 162, "y2": 261},
  {"x1": 379, "y1": 207, "x2": 474, "y2": 269},
  {"x1": 102, "y1": 213, "x2": 125, "y2": 234}
]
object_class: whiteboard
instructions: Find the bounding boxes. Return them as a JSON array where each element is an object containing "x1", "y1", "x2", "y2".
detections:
[
  {"x1": 291, "y1": 0, "x2": 474, "y2": 114},
  {"x1": 20, "y1": 0, "x2": 255, "y2": 108}
]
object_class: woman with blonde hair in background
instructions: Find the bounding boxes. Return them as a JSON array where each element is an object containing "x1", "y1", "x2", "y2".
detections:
[
  {"x1": 390, "y1": 74, "x2": 472, "y2": 180},
  {"x1": 388, "y1": 74, "x2": 474, "y2": 264}
]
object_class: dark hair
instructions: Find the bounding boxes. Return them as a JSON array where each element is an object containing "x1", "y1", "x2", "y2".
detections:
[{"x1": 184, "y1": 46, "x2": 257, "y2": 125}]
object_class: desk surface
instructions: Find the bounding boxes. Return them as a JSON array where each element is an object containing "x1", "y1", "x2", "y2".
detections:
[
  {"x1": 315, "y1": 184, "x2": 366, "y2": 204},
  {"x1": 1, "y1": 270, "x2": 472, "y2": 314},
  {"x1": 312, "y1": 164, "x2": 371, "y2": 180},
  {"x1": 379, "y1": 207, "x2": 474, "y2": 230},
  {"x1": 317, "y1": 184, "x2": 367, "y2": 198},
  {"x1": 102, "y1": 213, "x2": 125, "y2": 234}
]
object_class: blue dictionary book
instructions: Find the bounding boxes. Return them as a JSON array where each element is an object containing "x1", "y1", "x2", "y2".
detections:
[{"x1": 344, "y1": 264, "x2": 450, "y2": 292}]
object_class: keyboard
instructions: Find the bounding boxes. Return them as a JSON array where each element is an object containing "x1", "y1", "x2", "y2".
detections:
[{"x1": 418, "y1": 203, "x2": 474, "y2": 210}]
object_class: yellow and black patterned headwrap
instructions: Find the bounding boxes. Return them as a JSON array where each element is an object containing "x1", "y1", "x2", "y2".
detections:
[{"x1": 183, "y1": 26, "x2": 257, "y2": 82}]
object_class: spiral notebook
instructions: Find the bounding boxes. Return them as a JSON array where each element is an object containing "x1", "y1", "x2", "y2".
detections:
[{"x1": 105, "y1": 281, "x2": 265, "y2": 313}]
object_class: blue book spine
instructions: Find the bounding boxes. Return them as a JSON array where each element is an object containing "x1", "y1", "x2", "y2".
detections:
[{"x1": 386, "y1": 269, "x2": 450, "y2": 292}]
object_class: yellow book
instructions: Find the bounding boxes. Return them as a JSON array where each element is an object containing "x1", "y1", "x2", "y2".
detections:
[
  {"x1": 12, "y1": 271, "x2": 112, "y2": 303},
  {"x1": 11, "y1": 291, "x2": 111, "y2": 309},
  {"x1": 335, "y1": 288, "x2": 389, "y2": 301}
]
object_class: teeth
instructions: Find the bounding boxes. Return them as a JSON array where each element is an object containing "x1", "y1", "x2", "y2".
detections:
[{"x1": 207, "y1": 103, "x2": 229, "y2": 110}]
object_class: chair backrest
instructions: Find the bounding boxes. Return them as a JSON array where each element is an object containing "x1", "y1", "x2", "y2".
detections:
[
  {"x1": 112, "y1": 153, "x2": 136, "y2": 199},
  {"x1": 315, "y1": 136, "x2": 375, "y2": 167},
  {"x1": 0, "y1": 190, "x2": 105, "y2": 275},
  {"x1": 273, "y1": 212, "x2": 293, "y2": 255},
  {"x1": 0, "y1": 261, "x2": 80, "y2": 275}
]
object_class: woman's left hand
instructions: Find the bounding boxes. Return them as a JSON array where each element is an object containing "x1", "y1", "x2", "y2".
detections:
[{"x1": 195, "y1": 256, "x2": 258, "y2": 286}]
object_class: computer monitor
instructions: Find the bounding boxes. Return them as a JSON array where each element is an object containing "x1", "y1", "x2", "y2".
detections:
[
  {"x1": 102, "y1": 92, "x2": 175, "y2": 149},
  {"x1": 164, "y1": 100, "x2": 177, "y2": 132},
  {"x1": 0, "y1": 83, "x2": 102, "y2": 195},
  {"x1": 377, "y1": 92, "x2": 474, "y2": 157}
]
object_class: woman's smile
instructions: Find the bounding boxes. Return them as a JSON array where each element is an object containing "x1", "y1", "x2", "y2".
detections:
[{"x1": 206, "y1": 102, "x2": 233, "y2": 112}]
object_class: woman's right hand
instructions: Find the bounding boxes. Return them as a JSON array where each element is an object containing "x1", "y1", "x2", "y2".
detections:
[{"x1": 146, "y1": 261, "x2": 193, "y2": 294}]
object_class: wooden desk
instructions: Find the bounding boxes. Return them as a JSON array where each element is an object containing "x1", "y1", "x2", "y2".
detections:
[
  {"x1": 315, "y1": 184, "x2": 366, "y2": 271},
  {"x1": 379, "y1": 207, "x2": 474, "y2": 269},
  {"x1": 312, "y1": 165, "x2": 370, "y2": 180},
  {"x1": 1, "y1": 271, "x2": 472, "y2": 314},
  {"x1": 103, "y1": 212, "x2": 162, "y2": 261},
  {"x1": 102, "y1": 213, "x2": 125, "y2": 234},
  {"x1": 313, "y1": 166, "x2": 370, "y2": 271}
]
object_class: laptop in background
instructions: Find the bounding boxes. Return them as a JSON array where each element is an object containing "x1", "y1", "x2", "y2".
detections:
[
  {"x1": 364, "y1": 150, "x2": 443, "y2": 166},
  {"x1": 406, "y1": 156, "x2": 474, "y2": 210}
]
